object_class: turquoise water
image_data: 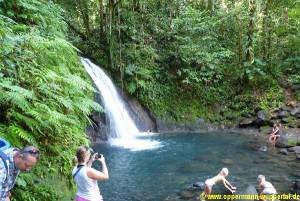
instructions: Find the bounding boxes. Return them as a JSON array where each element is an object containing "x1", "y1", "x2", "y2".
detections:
[{"x1": 93, "y1": 132, "x2": 298, "y2": 201}]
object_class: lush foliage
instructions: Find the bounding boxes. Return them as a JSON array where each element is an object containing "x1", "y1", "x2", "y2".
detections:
[
  {"x1": 59, "y1": 0, "x2": 299, "y2": 122},
  {"x1": 0, "y1": 0, "x2": 299, "y2": 199},
  {"x1": 0, "y1": 1, "x2": 101, "y2": 200}
]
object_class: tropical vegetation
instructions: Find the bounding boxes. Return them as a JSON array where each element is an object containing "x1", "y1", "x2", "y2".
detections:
[{"x1": 0, "y1": 0, "x2": 299, "y2": 200}]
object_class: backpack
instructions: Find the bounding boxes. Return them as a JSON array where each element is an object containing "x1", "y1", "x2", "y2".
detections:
[
  {"x1": 0, "y1": 138, "x2": 10, "y2": 152},
  {"x1": 0, "y1": 138, "x2": 11, "y2": 184}
]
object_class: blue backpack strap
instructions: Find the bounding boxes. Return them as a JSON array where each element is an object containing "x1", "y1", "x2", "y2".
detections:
[
  {"x1": 0, "y1": 138, "x2": 10, "y2": 152},
  {"x1": 72, "y1": 165, "x2": 85, "y2": 179},
  {"x1": 0, "y1": 152, "x2": 9, "y2": 184}
]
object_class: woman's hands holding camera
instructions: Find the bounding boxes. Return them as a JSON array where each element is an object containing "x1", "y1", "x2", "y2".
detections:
[
  {"x1": 98, "y1": 154, "x2": 105, "y2": 163},
  {"x1": 91, "y1": 153, "x2": 105, "y2": 163}
]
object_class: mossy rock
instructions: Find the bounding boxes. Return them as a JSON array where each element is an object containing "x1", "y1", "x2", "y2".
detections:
[
  {"x1": 288, "y1": 139, "x2": 298, "y2": 147},
  {"x1": 276, "y1": 136, "x2": 299, "y2": 148},
  {"x1": 179, "y1": 190, "x2": 196, "y2": 200},
  {"x1": 259, "y1": 126, "x2": 272, "y2": 135}
]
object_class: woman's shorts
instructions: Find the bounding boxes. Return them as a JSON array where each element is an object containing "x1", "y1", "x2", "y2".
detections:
[{"x1": 75, "y1": 195, "x2": 103, "y2": 201}]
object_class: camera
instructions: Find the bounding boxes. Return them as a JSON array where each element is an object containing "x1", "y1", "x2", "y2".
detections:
[
  {"x1": 89, "y1": 148, "x2": 102, "y2": 160},
  {"x1": 94, "y1": 153, "x2": 102, "y2": 160}
]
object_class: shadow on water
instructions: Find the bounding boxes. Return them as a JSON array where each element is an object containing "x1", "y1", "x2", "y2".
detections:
[{"x1": 93, "y1": 132, "x2": 298, "y2": 201}]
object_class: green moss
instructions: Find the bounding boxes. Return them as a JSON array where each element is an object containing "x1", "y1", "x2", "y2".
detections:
[{"x1": 287, "y1": 139, "x2": 298, "y2": 146}]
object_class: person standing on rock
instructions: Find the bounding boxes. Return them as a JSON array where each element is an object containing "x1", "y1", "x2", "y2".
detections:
[{"x1": 72, "y1": 145, "x2": 109, "y2": 201}]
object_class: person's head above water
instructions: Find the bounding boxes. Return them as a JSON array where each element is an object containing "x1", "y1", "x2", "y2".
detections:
[{"x1": 219, "y1": 168, "x2": 229, "y2": 176}]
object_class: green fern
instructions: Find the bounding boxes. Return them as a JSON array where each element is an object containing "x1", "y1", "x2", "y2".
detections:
[
  {"x1": 7, "y1": 124, "x2": 37, "y2": 146},
  {"x1": 0, "y1": 2, "x2": 103, "y2": 200}
]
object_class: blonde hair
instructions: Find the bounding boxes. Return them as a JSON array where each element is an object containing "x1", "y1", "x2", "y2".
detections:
[
  {"x1": 257, "y1": 174, "x2": 265, "y2": 183},
  {"x1": 219, "y1": 168, "x2": 229, "y2": 176}
]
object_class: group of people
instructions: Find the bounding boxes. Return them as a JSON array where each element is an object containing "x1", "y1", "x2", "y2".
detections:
[
  {"x1": 201, "y1": 168, "x2": 277, "y2": 201},
  {"x1": 199, "y1": 122, "x2": 282, "y2": 201},
  {"x1": 0, "y1": 121, "x2": 282, "y2": 201},
  {"x1": 0, "y1": 142, "x2": 109, "y2": 201}
]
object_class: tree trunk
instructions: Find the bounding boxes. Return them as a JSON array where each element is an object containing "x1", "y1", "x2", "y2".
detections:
[
  {"x1": 77, "y1": 0, "x2": 90, "y2": 37},
  {"x1": 98, "y1": 0, "x2": 104, "y2": 32},
  {"x1": 237, "y1": 14, "x2": 243, "y2": 69},
  {"x1": 108, "y1": 0, "x2": 114, "y2": 69},
  {"x1": 118, "y1": 2, "x2": 123, "y2": 89},
  {"x1": 245, "y1": 0, "x2": 256, "y2": 65}
]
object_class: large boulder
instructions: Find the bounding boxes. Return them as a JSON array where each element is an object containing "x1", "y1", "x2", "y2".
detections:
[
  {"x1": 238, "y1": 185, "x2": 258, "y2": 201},
  {"x1": 256, "y1": 110, "x2": 270, "y2": 126},
  {"x1": 288, "y1": 146, "x2": 300, "y2": 153},
  {"x1": 276, "y1": 137, "x2": 298, "y2": 148},
  {"x1": 239, "y1": 118, "x2": 256, "y2": 128},
  {"x1": 278, "y1": 110, "x2": 289, "y2": 119},
  {"x1": 275, "y1": 129, "x2": 300, "y2": 148}
]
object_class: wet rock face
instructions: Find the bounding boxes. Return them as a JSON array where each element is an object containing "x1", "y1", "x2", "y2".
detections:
[
  {"x1": 156, "y1": 118, "x2": 215, "y2": 133},
  {"x1": 118, "y1": 88, "x2": 157, "y2": 132},
  {"x1": 86, "y1": 111, "x2": 108, "y2": 142},
  {"x1": 86, "y1": 88, "x2": 157, "y2": 142},
  {"x1": 239, "y1": 118, "x2": 256, "y2": 128}
]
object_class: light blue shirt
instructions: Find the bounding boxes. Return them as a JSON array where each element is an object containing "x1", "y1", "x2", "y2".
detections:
[{"x1": 0, "y1": 148, "x2": 20, "y2": 200}]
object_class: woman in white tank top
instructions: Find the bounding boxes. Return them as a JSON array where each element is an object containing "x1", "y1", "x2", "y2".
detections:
[{"x1": 72, "y1": 146, "x2": 109, "y2": 201}]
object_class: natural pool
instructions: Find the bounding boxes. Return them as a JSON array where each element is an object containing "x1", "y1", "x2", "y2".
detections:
[{"x1": 94, "y1": 132, "x2": 298, "y2": 201}]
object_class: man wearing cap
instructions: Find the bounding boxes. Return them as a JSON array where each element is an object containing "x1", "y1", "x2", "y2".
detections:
[{"x1": 0, "y1": 146, "x2": 39, "y2": 201}]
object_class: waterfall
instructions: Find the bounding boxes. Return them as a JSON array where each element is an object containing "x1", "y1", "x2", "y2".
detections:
[{"x1": 81, "y1": 58, "x2": 161, "y2": 151}]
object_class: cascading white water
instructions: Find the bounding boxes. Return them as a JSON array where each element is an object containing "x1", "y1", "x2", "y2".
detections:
[{"x1": 81, "y1": 58, "x2": 161, "y2": 151}]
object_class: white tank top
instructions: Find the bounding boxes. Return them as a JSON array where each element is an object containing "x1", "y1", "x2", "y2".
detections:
[{"x1": 72, "y1": 166, "x2": 103, "y2": 201}]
